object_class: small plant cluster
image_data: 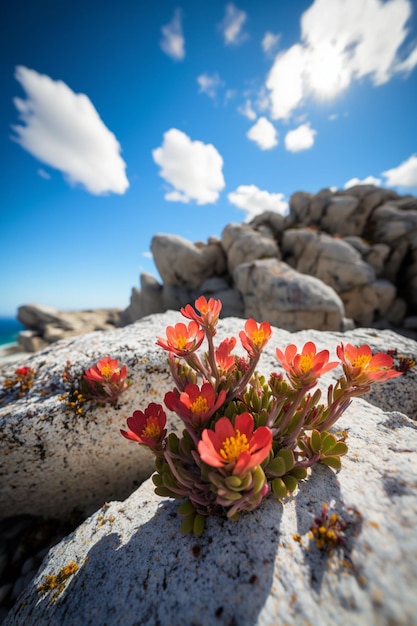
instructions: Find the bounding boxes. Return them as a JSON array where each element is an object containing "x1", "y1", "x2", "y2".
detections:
[
  {"x1": 386, "y1": 348, "x2": 416, "y2": 373},
  {"x1": 2, "y1": 366, "x2": 36, "y2": 397},
  {"x1": 60, "y1": 357, "x2": 130, "y2": 414},
  {"x1": 308, "y1": 502, "x2": 347, "y2": 551},
  {"x1": 121, "y1": 297, "x2": 402, "y2": 536}
]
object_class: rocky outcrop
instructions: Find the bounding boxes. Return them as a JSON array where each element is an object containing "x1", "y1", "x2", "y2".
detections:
[
  {"x1": 122, "y1": 185, "x2": 417, "y2": 338},
  {"x1": 4, "y1": 379, "x2": 417, "y2": 625},
  {"x1": 1, "y1": 312, "x2": 416, "y2": 523},
  {"x1": 16, "y1": 304, "x2": 122, "y2": 352}
]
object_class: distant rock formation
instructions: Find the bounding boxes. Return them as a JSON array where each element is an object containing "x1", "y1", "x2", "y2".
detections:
[
  {"x1": 122, "y1": 185, "x2": 417, "y2": 338},
  {"x1": 16, "y1": 304, "x2": 122, "y2": 352}
]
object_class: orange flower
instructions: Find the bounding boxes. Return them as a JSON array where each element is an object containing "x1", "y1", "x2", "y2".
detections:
[
  {"x1": 215, "y1": 337, "x2": 237, "y2": 373},
  {"x1": 120, "y1": 403, "x2": 167, "y2": 447},
  {"x1": 275, "y1": 341, "x2": 338, "y2": 389},
  {"x1": 84, "y1": 357, "x2": 127, "y2": 384},
  {"x1": 164, "y1": 382, "x2": 226, "y2": 428},
  {"x1": 198, "y1": 413, "x2": 272, "y2": 476},
  {"x1": 181, "y1": 297, "x2": 222, "y2": 333},
  {"x1": 156, "y1": 321, "x2": 205, "y2": 357},
  {"x1": 239, "y1": 319, "x2": 272, "y2": 358},
  {"x1": 336, "y1": 343, "x2": 402, "y2": 386}
]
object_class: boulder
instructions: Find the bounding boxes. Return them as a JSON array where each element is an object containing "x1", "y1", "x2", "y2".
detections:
[
  {"x1": 17, "y1": 305, "x2": 122, "y2": 352},
  {"x1": 0, "y1": 312, "x2": 181, "y2": 520},
  {"x1": 234, "y1": 258, "x2": 345, "y2": 332},
  {"x1": 221, "y1": 223, "x2": 280, "y2": 274},
  {"x1": 2, "y1": 312, "x2": 416, "y2": 523},
  {"x1": 151, "y1": 234, "x2": 227, "y2": 288},
  {"x1": 5, "y1": 395, "x2": 417, "y2": 625},
  {"x1": 282, "y1": 230, "x2": 375, "y2": 292}
]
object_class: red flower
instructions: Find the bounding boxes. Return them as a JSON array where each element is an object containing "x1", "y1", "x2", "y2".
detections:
[
  {"x1": 215, "y1": 337, "x2": 237, "y2": 373},
  {"x1": 156, "y1": 321, "x2": 204, "y2": 357},
  {"x1": 164, "y1": 382, "x2": 226, "y2": 428},
  {"x1": 120, "y1": 403, "x2": 167, "y2": 447},
  {"x1": 336, "y1": 343, "x2": 402, "y2": 386},
  {"x1": 239, "y1": 319, "x2": 272, "y2": 358},
  {"x1": 198, "y1": 413, "x2": 272, "y2": 476},
  {"x1": 84, "y1": 357, "x2": 127, "y2": 384},
  {"x1": 275, "y1": 341, "x2": 338, "y2": 389},
  {"x1": 181, "y1": 297, "x2": 222, "y2": 333},
  {"x1": 15, "y1": 366, "x2": 32, "y2": 377}
]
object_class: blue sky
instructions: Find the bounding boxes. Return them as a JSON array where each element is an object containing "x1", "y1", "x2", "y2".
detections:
[{"x1": 1, "y1": 0, "x2": 417, "y2": 317}]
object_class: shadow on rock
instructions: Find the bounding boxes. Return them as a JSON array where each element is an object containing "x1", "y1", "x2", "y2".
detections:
[{"x1": 10, "y1": 497, "x2": 283, "y2": 626}]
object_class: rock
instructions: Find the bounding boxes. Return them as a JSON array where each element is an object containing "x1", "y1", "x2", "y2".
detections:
[
  {"x1": 0, "y1": 312, "x2": 184, "y2": 520},
  {"x1": 340, "y1": 280, "x2": 397, "y2": 327},
  {"x1": 120, "y1": 186, "x2": 417, "y2": 338},
  {"x1": 17, "y1": 330, "x2": 47, "y2": 353},
  {"x1": 221, "y1": 223, "x2": 280, "y2": 274},
  {"x1": 234, "y1": 259, "x2": 345, "y2": 332},
  {"x1": 282, "y1": 229, "x2": 375, "y2": 292},
  {"x1": 2, "y1": 313, "x2": 416, "y2": 525},
  {"x1": 16, "y1": 305, "x2": 123, "y2": 352},
  {"x1": 5, "y1": 397, "x2": 417, "y2": 626},
  {"x1": 151, "y1": 234, "x2": 227, "y2": 288},
  {"x1": 122, "y1": 273, "x2": 165, "y2": 324}
]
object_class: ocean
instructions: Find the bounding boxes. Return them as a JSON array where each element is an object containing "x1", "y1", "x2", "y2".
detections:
[{"x1": 0, "y1": 317, "x2": 25, "y2": 348}]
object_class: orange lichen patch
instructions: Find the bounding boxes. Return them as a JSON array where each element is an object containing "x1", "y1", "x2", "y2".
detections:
[
  {"x1": 292, "y1": 533, "x2": 302, "y2": 544},
  {"x1": 37, "y1": 561, "x2": 79, "y2": 601},
  {"x1": 369, "y1": 520, "x2": 380, "y2": 529}
]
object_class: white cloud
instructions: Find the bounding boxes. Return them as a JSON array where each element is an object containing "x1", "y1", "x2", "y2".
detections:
[
  {"x1": 382, "y1": 154, "x2": 417, "y2": 189},
  {"x1": 197, "y1": 73, "x2": 224, "y2": 99},
  {"x1": 247, "y1": 117, "x2": 278, "y2": 150},
  {"x1": 266, "y1": 44, "x2": 306, "y2": 120},
  {"x1": 262, "y1": 31, "x2": 280, "y2": 55},
  {"x1": 344, "y1": 175, "x2": 382, "y2": 189},
  {"x1": 219, "y1": 3, "x2": 248, "y2": 45},
  {"x1": 37, "y1": 168, "x2": 51, "y2": 180},
  {"x1": 12, "y1": 66, "x2": 129, "y2": 195},
  {"x1": 266, "y1": 0, "x2": 417, "y2": 120},
  {"x1": 228, "y1": 184, "x2": 288, "y2": 221},
  {"x1": 237, "y1": 99, "x2": 257, "y2": 120},
  {"x1": 160, "y1": 9, "x2": 185, "y2": 60},
  {"x1": 152, "y1": 128, "x2": 225, "y2": 204},
  {"x1": 284, "y1": 123, "x2": 316, "y2": 152}
]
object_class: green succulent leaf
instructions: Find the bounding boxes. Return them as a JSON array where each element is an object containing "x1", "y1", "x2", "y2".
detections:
[
  {"x1": 272, "y1": 477, "x2": 288, "y2": 498},
  {"x1": 321, "y1": 432, "x2": 337, "y2": 454},
  {"x1": 267, "y1": 456, "x2": 286, "y2": 477},
  {"x1": 193, "y1": 514, "x2": 206, "y2": 537},
  {"x1": 152, "y1": 473, "x2": 163, "y2": 487},
  {"x1": 320, "y1": 456, "x2": 342, "y2": 470},
  {"x1": 310, "y1": 429, "x2": 322, "y2": 454},
  {"x1": 290, "y1": 466, "x2": 308, "y2": 480},
  {"x1": 330, "y1": 442, "x2": 348, "y2": 456},
  {"x1": 154, "y1": 486, "x2": 174, "y2": 497},
  {"x1": 177, "y1": 499, "x2": 195, "y2": 516},
  {"x1": 180, "y1": 513, "x2": 195, "y2": 535},
  {"x1": 282, "y1": 474, "x2": 298, "y2": 493}
]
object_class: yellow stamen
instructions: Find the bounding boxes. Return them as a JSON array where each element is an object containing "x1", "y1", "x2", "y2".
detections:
[
  {"x1": 191, "y1": 396, "x2": 208, "y2": 414},
  {"x1": 252, "y1": 329, "x2": 265, "y2": 347},
  {"x1": 351, "y1": 354, "x2": 371, "y2": 369},
  {"x1": 220, "y1": 429, "x2": 249, "y2": 463},
  {"x1": 100, "y1": 364, "x2": 115, "y2": 378},
  {"x1": 176, "y1": 335, "x2": 188, "y2": 350},
  {"x1": 299, "y1": 353, "x2": 314, "y2": 372},
  {"x1": 142, "y1": 417, "x2": 161, "y2": 440}
]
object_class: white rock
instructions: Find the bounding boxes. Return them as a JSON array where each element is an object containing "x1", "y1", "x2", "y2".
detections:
[
  {"x1": 5, "y1": 399, "x2": 417, "y2": 626},
  {"x1": 1, "y1": 313, "x2": 416, "y2": 523}
]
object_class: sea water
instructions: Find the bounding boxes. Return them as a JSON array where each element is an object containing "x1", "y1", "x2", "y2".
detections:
[{"x1": 0, "y1": 317, "x2": 24, "y2": 348}]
